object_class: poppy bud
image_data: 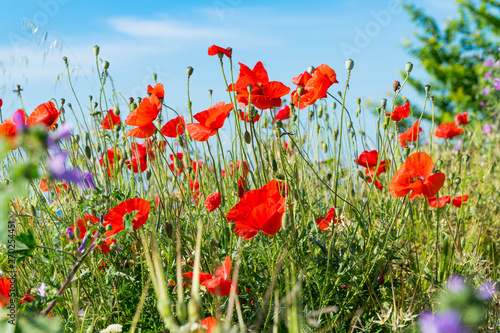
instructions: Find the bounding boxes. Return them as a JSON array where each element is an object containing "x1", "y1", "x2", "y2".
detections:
[
  {"x1": 67, "y1": 103, "x2": 72, "y2": 109},
  {"x1": 332, "y1": 102, "x2": 337, "y2": 110},
  {"x1": 152, "y1": 72, "x2": 157, "y2": 82},
  {"x1": 448, "y1": 173, "x2": 455, "y2": 181},
  {"x1": 208, "y1": 89, "x2": 213, "y2": 96},
  {"x1": 85, "y1": 146, "x2": 92, "y2": 159},
  {"x1": 316, "y1": 123, "x2": 321, "y2": 134},
  {"x1": 383, "y1": 117, "x2": 390, "y2": 126},
  {"x1": 297, "y1": 86, "x2": 304, "y2": 97},
  {"x1": 393, "y1": 80, "x2": 401, "y2": 92},
  {"x1": 275, "y1": 173, "x2": 285, "y2": 180},
  {"x1": 275, "y1": 120, "x2": 283, "y2": 129},
  {"x1": 364, "y1": 174, "x2": 371, "y2": 181},
  {"x1": 402, "y1": 96, "x2": 408, "y2": 103},
  {"x1": 130, "y1": 102, "x2": 137, "y2": 110},
  {"x1": 146, "y1": 170, "x2": 152, "y2": 181},
  {"x1": 317, "y1": 107, "x2": 323, "y2": 118},
  {"x1": 463, "y1": 155, "x2": 470, "y2": 163},
  {"x1": 73, "y1": 134, "x2": 80, "y2": 145},
  {"x1": 136, "y1": 97, "x2": 142, "y2": 105},
  {"x1": 345, "y1": 59, "x2": 354, "y2": 71},
  {"x1": 376, "y1": 107, "x2": 382, "y2": 116},
  {"x1": 327, "y1": 173, "x2": 332, "y2": 181},
  {"x1": 103, "y1": 61, "x2": 110, "y2": 70},
  {"x1": 424, "y1": 85, "x2": 431, "y2": 93},
  {"x1": 334, "y1": 129, "x2": 339, "y2": 141},
  {"x1": 405, "y1": 62, "x2": 413, "y2": 73},
  {"x1": 321, "y1": 141, "x2": 327, "y2": 153},
  {"x1": 404, "y1": 147, "x2": 410, "y2": 158},
  {"x1": 282, "y1": 210, "x2": 290, "y2": 230},
  {"x1": 244, "y1": 130, "x2": 251, "y2": 144},
  {"x1": 105, "y1": 224, "x2": 113, "y2": 231},
  {"x1": 347, "y1": 121, "x2": 353, "y2": 129},
  {"x1": 356, "y1": 108, "x2": 360, "y2": 118},
  {"x1": 292, "y1": 114, "x2": 298, "y2": 122},
  {"x1": 186, "y1": 66, "x2": 194, "y2": 77},
  {"x1": 272, "y1": 159, "x2": 278, "y2": 173},
  {"x1": 429, "y1": 95, "x2": 434, "y2": 101},
  {"x1": 381, "y1": 98, "x2": 387, "y2": 108},
  {"x1": 337, "y1": 91, "x2": 342, "y2": 98},
  {"x1": 165, "y1": 222, "x2": 173, "y2": 239},
  {"x1": 436, "y1": 159, "x2": 443, "y2": 168},
  {"x1": 356, "y1": 170, "x2": 365, "y2": 180},
  {"x1": 324, "y1": 113, "x2": 329, "y2": 122},
  {"x1": 307, "y1": 66, "x2": 314, "y2": 74},
  {"x1": 247, "y1": 84, "x2": 253, "y2": 93},
  {"x1": 454, "y1": 177, "x2": 461, "y2": 185},
  {"x1": 63, "y1": 56, "x2": 68, "y2": 65},
  {"x1": 30, "y1": 204, "x2": 36, "y2": 217}
]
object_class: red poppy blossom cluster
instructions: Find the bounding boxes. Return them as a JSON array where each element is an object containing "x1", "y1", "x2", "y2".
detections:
[
  {"x1": 291, "y1": 64, "x2": 338, "y2": 109},
  {"x1": 125, "y1": 83, "x2": 164, "y2": 138},
  {"x1": 389, "y1": 152, "x2": 445, "y2": 199},
  {"x1": 70, "y1": 214, "x2": 114, "y2": 254},
  {"x1": 398, "y1": 120, "x2": 423, "y2": 147},
  {"x1": 427, "y1": 195, "x2": 469, "y2": 208},
  {"x1": 183, "y1": 256, "x2": 237, "y2": 296},
  {"x1": 354, "y1": 150, "x2": 390, "y2": 190}
]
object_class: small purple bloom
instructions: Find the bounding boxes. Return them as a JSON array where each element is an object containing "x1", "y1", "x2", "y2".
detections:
[
  {"x1": 484, "y1": 58, "x2": 495, "y2": 67},
  {"x1": 453, "y1": 138, "x2": 462, "y2": 151},
  {"x1": 47, "y1": 122, "x2": 72, "y2": 149},
  {"x1": 447, "y1": 275, "x2": 465, "y2": 293},
  {"x1": 480, "y1": 102, "x2": 486, "y2": 107},
  {"x1": 66, "y1": 227, "x2": 75, "y2": 239},
  {"x1": 483, "y1": 124, "x2": 492, "y2": 135},
  {"x1": 13, "y1": 109, "x2": 26, "y2": 132},
  {"x1": 78, "y1": 236, "x2": 88, "y2": 253},
  {"x1": 483, "y1": 87, "x2": 490, "y2": 95},
  {"x1": 48, "y1": 152, "x2": 85, "y2": 187},
  {"x1": 494, "y1": 78, "x2": 500, "y2": 90},
  {"x1": 418, "y1": 310, "x2": 467, "y2": 333},
  {"x1": 84, "y1": 172, "x2": 96, "y2": 190},
  {"x1": 478, "y1": 282, "x2": 497, "y2": 300},
  {"x1": 496, "y1": 60, "x2": 500, "y2": 68},
  {"x1": 484, "y1": 70, "x2": 492, "y2": 81},
  {"x1": 116, "y1": 247, "x2": 122, "y2": 252},
  {"x1": 37, "y1": 282, "x2": 47, "y2": 297}
]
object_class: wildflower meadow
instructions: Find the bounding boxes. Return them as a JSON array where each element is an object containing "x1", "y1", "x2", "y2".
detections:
[{"x1": 0, "y1": 41, "x2": 499, "y2": 333}]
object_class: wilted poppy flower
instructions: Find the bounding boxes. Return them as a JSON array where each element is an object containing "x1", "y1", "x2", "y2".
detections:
[
  {"x1": 398, "y1": 120, "x2": 423, "y2": 147},
  {"x1": 427, "y1": 196, "x2": 451, "y2": 208},
  {"x1": 226, "y1": 180, "x2": 287, "y2": 239},
  {"x1": 199, "y1": 317, "x2": 217, "y2": 333},
  {"x1": 186, "y1": 102, "x2": 233, "y2": 141},
  {"x1": 315, "y1": 207, "x2": 341, "y2": 231},
  {"x1": 26, "y1": 101, "x2": 60, "y2": 130},
  {"x1": 389, "y1": 152, "x2": 445, "y2": 199},
  {"x1": 354, "y1": 150, "x2": 379, "y2": 168},
  {"x1": 240, "y1": 111, "x2": 260, "y2": 123},
  {"x1": 208, "y1": 44, "x2": 232, "y2": 58},
  {"x1": 205, "y1": 192, "x2": 221, "y2": 212},
  {"x1": 435, "y1": 122, "x2": 464, "y2": 139},
  {"x1": 454, "y1": 113, "x2": 468, "y2": 126},
  {"x1": 183, "y1": 257, "x2": 237, "y2": 296},
  {"x1": 18, "y1": 290, "x2": 36, "y2": 304},
  {"x1": 160, "y1": 116, "x2": 186, "y2": 137},
  {"x1": 147, "y1": 83, "x2": 164, "y2": 99},
  {"x1": 125, "y1": 93, "x2": 162, "y2": 138},
  {"x1": 100, "y1": 148, "x2": 122, "y2": 177},
  {"x1": 228, "y1": 62, "x2": 290, "y2": 110},
  {"x1": 103, "y1": 198, "x2": 150, "y2": 240},
  {"x1": 0, "y1": 277, "x2": 10, "y2": 307},
  {"x1": 291, "y1": 64, "x2": 338, "y2": 109},
  {"x1": 101, "y1": 109, "x2": 121, "y2": 130},
  {"x1": 452, "y1": 195, "x2": 468, "y2": 208},
  {"x1": 273, "y1": 105, "x2": 290, "y2": 122},
  {"x1": 386, "y1": 102, "x2": 410, "y2": 122}
]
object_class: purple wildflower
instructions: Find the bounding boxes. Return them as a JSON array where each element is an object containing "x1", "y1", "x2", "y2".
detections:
[
  {"x1": 453, "y1": 138, "x2": 462, "y2": 151},
  {"x1": 47, "y1": 122, "x2": 72, "y2": 149},
  {"x1": 478, "y1": 282, "x2": 497, "y2": 300},
  {"x1": 483, "y1": 87, "x2": 490, "y2": 95},
  {"x1": 447, "y1": 275, "x2": 466, "y2": 293},
  {"x1": 78, "y1": 236, "x2": 88, "y2": 253},
  {"x1": 66, "y1": 227, "x2": 75, "y2": 239},
  {"x1": 484, "y1": 58, "x2": 495, "y2": 67},
  {"x1": 84, "y1": 172, "x2": 97, "y2": 190},
  {"x1": 48, "y1": 152, "x2": 85, "y2": 187},
  {"x1": 494, "y1": 78, "x2": 500, "y2": 90},
  {"x1": 484, "y1": 70, "x2": 492, "y2": 81},
  {"x1": 483, "y1": 124, "x2": 492, "y2": 135},
  {"x1": 418, "y1": 310, "x2": 467, "y2": 333},
  {"x1": 116, "y1": 247, "x2": 122, "y2": 252},
  {"x1": 13, "y1": 109, "x2": 26, "y2": 132},
  {"x1": 37, "y1": 282, "x2": 47, "y2": 297},
  {"x1": 480, "y1": 102, "x2": 486, "y2": 107}
]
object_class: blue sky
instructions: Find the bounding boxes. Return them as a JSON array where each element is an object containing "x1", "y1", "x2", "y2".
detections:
[{"x1": 0, "y1": 0, "x2": 457, "y2": 139}]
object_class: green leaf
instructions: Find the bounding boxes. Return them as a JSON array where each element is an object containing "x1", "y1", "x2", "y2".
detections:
[{"x1": 15, "y1": 228, "x2": 37, "y2": 248}]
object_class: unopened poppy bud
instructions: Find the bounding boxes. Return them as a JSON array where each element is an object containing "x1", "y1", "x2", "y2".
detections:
[
  {"x1": 356, "y1": 108, "x2": 360, "y2": 117},
  {"x1": 307, "y1": 65, "x2": 314, "y2": 74},
  {"x1": 308, "y1": 111, "x2": 314, "y2": 119},
  {"x1": 105, "y1": 224, "x2": 113, "y2": 231},
  {"x1": 334, "y1": 129, "x2": 339, "y2": 141},
  {"x1": 424, "y1": 85, "x2": 431, "y2": 93},
  {"x1": 436, "y1": 159, "x2": 443, "y2": 167},
  {"x1": 316, "y1": 123, "x2": 321, "y2": 134},
  {"x1": 63, "y1": 56, "x2": 68, "y2": 65},
  {"x1": 152, "y1": 72, "x2": 157, "y2": 82},
  {"x1": 247, "y1": 84, "x2": 253, "y2": 93},
  {"x1": 321, "y1": 141, "x2": 327, "y2": 153},
  {"x1": 454, "y1": 177, "x2": 461, "y2": 185},
  {"x1": 112, "y1": 106, "x2": 120, "y2": 116},
  {"x1": 208, "y1": 89, "x2": 213, "y2": 96},
  {"x1": 275, "y1": 173, "x2": 285, "y2": 180},
  {"x1": 356, "y1": 169, "x2": 365, "y2": 180},
  {"x1": 346, "y1": 121, "x2": 353, "y2": 129},
  {"x1": 282, "y1": 211, "x2": 290, "y2": 230},
  {"x1": 405, "y1": 62, "x2": 413, "y2": 73},
  {"x1": 130, "y1": 102, "x2": 137, "y2": 110},
  {"x1": 244, "y1": 130, "x2": 251, "y2": 144},
  {"x1": 345, "y1": 59, "x2": 354, "y2": 71},
  {"x1": 67, "y1": 103, "x2": 72, "y2": 109},
  {"x1": 337, "y1": 91, "x2": 342, "y2": 98},
  {"x1": 297, "y1": 86, "x2": 304, "y2": 97},
  {"x1": 393, "y1": 80, "x2": 401, "y2": 91},
  {"x1": 381, "y1": 98, "x2": 387, "y2": 108},
  {"x1": 324, "y1": 113, "x2": 329, "y2": 122},
  {"x1": 93, "y1": 102, "x2": 98, "y2": 110},
  {"x1": 186, "y1": 66, "x2": 194, "y2": 77},
  {"x1": 165, "y1": 222, "x2": 173, "y2": 239},
  {"x1": 356, "y1": 98, "x2": 361, "y2": 105},
  {"x1": 332, "y1": 102, "x2": 337, "y2": 110},
  {"x1": 146, "y1": 170, "x2": 152, "y2": 181},
  {"x1": 327, "y1": 173, "x2": 332, "y2": 181},
  {"x1": 376, "y1": 107, "x2": 382, "y2": 116},
  {"x1": 275, "y1": 120, "x2": 283, "y2": 129},
  {"x1": 463, "y1": 155, "x2": 470, "y2": 163},
  {"x1": 292, "y1": 114, "x2": 298, "y2": 122},
  {"x1": 402, "y1": 96, "x2": 408, "y2": 103},
  {"x1": 383, "y1": 117, "x2": 390, "y2": 126},
  {"x1": 272, "y1": 159, "x2": 278, "y2": 173},
  {"x1": 85, "y1": 146, "x2": 92, "y2": 159},
  {"x1": 103, "y1": 61, "x2": 110, "y2": 70},
  {"x1": 136, "y1": 97, "x2": 142, "y2": 105},
  {"x1": 317, "y1": 107, "x2": 323, "y2": 118},
  {"x1": 404, "y1": 147, "x2": 410, "y2": 157},
  {"x1": 429, "y1": 95, "x2": 434, "y2": 101},
  {"x1": 448, "y1": 172, "x2": 455, "y2": 180}
]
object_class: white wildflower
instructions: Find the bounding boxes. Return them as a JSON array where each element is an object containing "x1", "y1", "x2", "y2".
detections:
[{"x1": 100, "y1": 324, "x2": 123, "y2": 333}]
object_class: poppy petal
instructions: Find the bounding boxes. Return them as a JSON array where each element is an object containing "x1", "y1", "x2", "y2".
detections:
[{"x1": 126, "y1": 122, "x2": 156, "y2": 138}]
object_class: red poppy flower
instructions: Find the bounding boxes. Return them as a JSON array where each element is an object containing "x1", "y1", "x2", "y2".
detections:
[
  {"x1": 452, "y1": 195, "x2": 468, "y2": 208},
  {"x1": 169, "y1": 153, "x2": 184, "y2": 175},
  {"x1": 0, "y1": 110, "x2": 25, "y2": 149},
  {"x1": 315, "y1": 207, "x2": 341, "y2": 231},
  {"x1": 354, "y1": 150, "x2": 379, "y2": 168},
  {"x1": 273, "y1": 105, "x2": 290, "y2": 122},
  {"x1": 237, "y1": 177, "x2": 246, "y2": 198},
  {"x1": 240, "y1": 111, "x2": 260, "y2": 123},
  {"x1": 183, "y1": 257, "x2": 236, "y2": 296},
  {"x1": 205, "y1": 192, "x2": 221, "y2": 212},
  {"x1": 0, "y1": 277, "x2": 10, "y2": 307},
  {"x1": 199, "y1": 317, "x2": 217, "y2": 333},
  {"x1": 389, "y1": 152, "x2": 445, "y2": 199},
  {"x1": 147, "y1": 83, "x2": 164, "y2": 99},
  {"x1": 427, "y1": 196, "x2": 451, "y2": 208},
  {"x1": 70, "y1": 214, "x2": 114, "y2": 254},
  {"x1": 186, "y1": 101, "x2": 233, "y2": 141},
  {"x1": 386, "y1": 102, "x2": 410, "y2": 122},
  {"x1": 208, "y1": 44, "x2": 232, "y2": 58},
  {"x1": 18, "y1": 290, "x2": 36, "y2": 304},
  {"x1": 190, "y1": 179, "x2": 201, "y2": 204},
  {"x1": 222, "y1": 161, "x2": 249, "y2": 178},
  {"x1": 398, "y1": 120, "x2": 423, "y2": 147},
  {"x1": 40, "y1": 179, "x2": 67, "y2": 194},
  {"x1": 131, "y1": 141, "x2": 155, "y2": 161},
  {"x1": 103, "y1": 198, "x2": 150, "y2": 241},
  {"x1": 291, "y1": 64, "x2": 338, "y2": 110},
  {"x1": 101, "y1": 109, "x2": 121, "y2": 130},
  {"x1": 125, "y1": 122, "x2": 157, "y2": 139},
  {"x1": 455, "y1": 112, "x2": 468, "y2": 126},
  {"x1": 125, "y1": 94, "x2": 162, "y2": 138},
  {"x1": 26, "y1": 101, "x2": 60, "y2": 130},
  {"x1": 99, "y1": 148, "x2": 122, "y2": 177},
  {"x1": 226, "y1": 180, "x2": 287, "y2": 239},
  {"x1": 365, "y1": 159, "x2": 390, "y2": 190},
  {"x1": 0, "y1": 99, "x2": 2, "y2": 107},
  {"x1": 228, "y1": 61, "x2": 290, "y2": 110},
  {"x1": 161, "y1": 116, "x2": 186, "y2": 137},
  {"x1": 435, "y1": 122, "x2": 464, "y2": 139}
]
